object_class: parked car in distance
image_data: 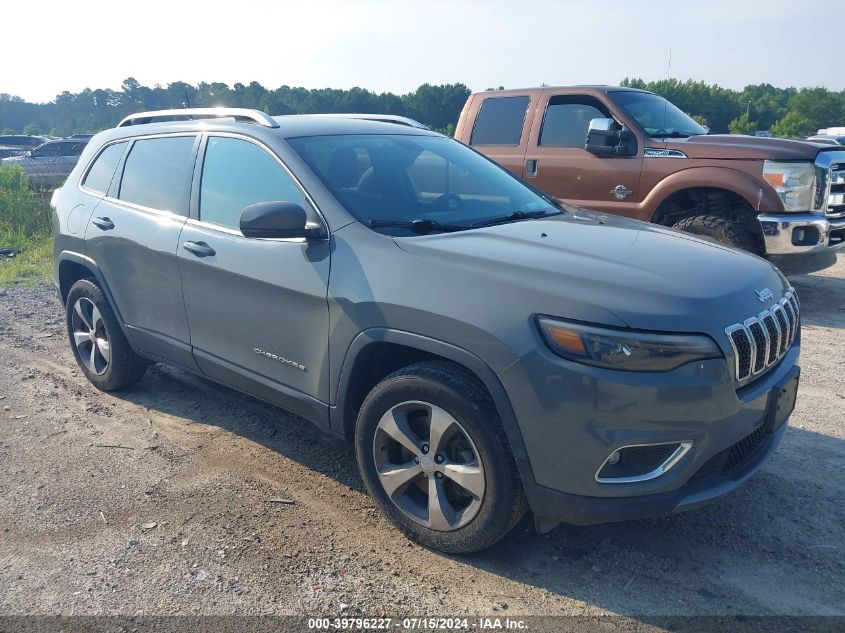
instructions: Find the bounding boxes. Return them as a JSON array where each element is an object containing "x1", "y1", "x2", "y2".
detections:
[
  {"x1": 52, "y1": 108, "x2": 801, "y2": 553},
  {"x1": 1, "y1": 138, "x2": 89, "y2": 187},
  {"x1": 0, "y1": 134, "x2": 49, "y2": 159},
  {"x1": 455, "y1": 86, "x2": 845, "y2": 274},
  {"x1": 806, "y1": 135, "x2": 845, "y2": 146}
]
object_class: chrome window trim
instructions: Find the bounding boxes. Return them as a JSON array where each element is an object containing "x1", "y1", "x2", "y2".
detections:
[{"x1": 594, "y1": 441, "x2": 693, "y2": 484}]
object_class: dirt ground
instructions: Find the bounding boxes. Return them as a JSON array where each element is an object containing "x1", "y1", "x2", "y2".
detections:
[{"x1": 0, "y1": 256, "x2": 843, "y2": 621}]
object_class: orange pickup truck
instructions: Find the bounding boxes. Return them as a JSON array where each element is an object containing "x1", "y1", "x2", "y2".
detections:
[{"x1": 455, "y1": 86, "x2": 845, "y2": 274}]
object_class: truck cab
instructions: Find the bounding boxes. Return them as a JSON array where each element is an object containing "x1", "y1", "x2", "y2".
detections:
[{"x1": 455, "y1": 86, "x2": 845, "y2": 274}]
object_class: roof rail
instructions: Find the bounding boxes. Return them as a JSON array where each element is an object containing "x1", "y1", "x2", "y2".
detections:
[
  {"x1": 300, "y1": 113, "x2": 429, "y2": 130},
  {"x1": 117, "y1": 108, "x2": 279, "y2": 129}
]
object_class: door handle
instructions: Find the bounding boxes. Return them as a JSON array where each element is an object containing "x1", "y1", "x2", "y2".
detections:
[
  {"x1": 182, "y1": 241, "x2": 216, "y2": 258},
  {"x1": 91, "y1": 216, "x2": 114, "y2": 230},
  {"x1": 525, "y1": 159, "x2": 538, "y2": 178}
]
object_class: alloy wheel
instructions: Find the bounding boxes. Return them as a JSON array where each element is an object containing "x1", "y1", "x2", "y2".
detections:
[
  {"x1": 70, "y1": 297, "x2": 110, "y2": 375},
  {"x1": 373, "y1": 400, "x2": 486, "y2": 531}
]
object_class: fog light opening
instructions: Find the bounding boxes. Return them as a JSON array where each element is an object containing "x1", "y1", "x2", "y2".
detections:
[{"x1": 596, "y1": 441, "x2": 693, "y2": 484}]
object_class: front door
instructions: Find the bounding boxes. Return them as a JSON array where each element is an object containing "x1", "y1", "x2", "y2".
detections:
[
  {"x1": 177, "y1": 135, "x2": 331, "y2": 413},
  {"x1": 525, "y1": 94, "x2": 643, "y2": 217}
]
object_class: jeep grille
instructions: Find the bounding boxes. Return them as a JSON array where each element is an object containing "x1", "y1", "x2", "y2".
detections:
[{"x1": 725, "y1": 288, "x2": 800, "y2": 382}]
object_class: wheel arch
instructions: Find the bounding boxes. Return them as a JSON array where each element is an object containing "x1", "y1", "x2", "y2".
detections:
[
  {"x1": 641, "y1": 166, "x2": 783, "y2": 223},
  {"x1": 332, "y1": 329, "x2": 529, "y2": 462},
  {"x1": 57, "y1": 251, "x2": 125, "y2": 325}
]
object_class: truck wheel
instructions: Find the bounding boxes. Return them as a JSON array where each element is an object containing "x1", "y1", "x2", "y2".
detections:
[
  {"x1": 65, "y1": 279, "x2": 148, "y2": 391},
  {"x1": 672, "y1": 214, "x2": 763, "y2": 254},
  {"x1": 354, "y1": 361, "x2": 526, "y2": 553}
]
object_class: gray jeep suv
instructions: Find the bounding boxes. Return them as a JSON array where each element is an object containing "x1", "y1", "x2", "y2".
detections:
[{"x1": 51, "y1": 108, "x2": 800, "y2": 553}]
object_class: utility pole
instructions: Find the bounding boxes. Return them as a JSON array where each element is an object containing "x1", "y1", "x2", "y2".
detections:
[{"x1": 746, "y1": 100, "x2": 752, "y2": 118}]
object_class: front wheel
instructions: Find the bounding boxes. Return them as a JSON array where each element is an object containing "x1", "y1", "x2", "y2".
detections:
[
  {"x1": 354, "y1": 361, "x2": 526, "y2": 553},
  {"x1": 672, "y1": 213, "x2": 763, "y2": 254}
]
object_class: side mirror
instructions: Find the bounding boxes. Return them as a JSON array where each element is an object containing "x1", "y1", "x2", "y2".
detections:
[
  {"x1": 585, "y1": 117, "x2": 637, "y2": 157},
  {"x1": 239, "y1": 201, "x2": 324, "y2": 239}
]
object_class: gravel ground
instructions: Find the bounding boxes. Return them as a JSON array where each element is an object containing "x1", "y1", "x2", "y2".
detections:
[{"x1": 0, "y1": 256, "x2": 843, "y2": 622}]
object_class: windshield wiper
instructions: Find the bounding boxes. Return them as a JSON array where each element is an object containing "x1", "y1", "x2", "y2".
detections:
[
  {"x1": 652, "y1": 130, "x2": 700, "y2": 138},
  {"x1": 368, "y1": 218, "x2": 467, "y2": 235},
  {"x1": 472, "y1": 209, "x2": 553, "y2": 228}
]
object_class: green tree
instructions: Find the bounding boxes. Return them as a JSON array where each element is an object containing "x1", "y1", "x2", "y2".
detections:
[
  {"x1": 22, "y1": 123, "x2": 42, "y2": 135},
  {"x1": 728, "y1": 113, "x2": 757, "y2": 135},
  {"x1": 771, "y1": 111, "x2": 812, "y2": 138},
  {"x1": 1, "y1": 127, "x2": 14, "y2": 134},
  {"x1": 689, "y1": 114, "x2": 708, "y2": 127}
]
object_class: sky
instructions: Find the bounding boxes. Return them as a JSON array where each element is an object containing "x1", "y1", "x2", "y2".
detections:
[{"x1": 4, "y1": 0, "x2": 842, "y2": 103}]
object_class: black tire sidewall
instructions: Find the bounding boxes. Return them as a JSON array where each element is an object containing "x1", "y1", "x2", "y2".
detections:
[
  {"x1": 355, "y1": 368, "x2": 520, "y2": 553},
  {"x1": 65, "y1": 279, "x2": 141, "y2": 391}
]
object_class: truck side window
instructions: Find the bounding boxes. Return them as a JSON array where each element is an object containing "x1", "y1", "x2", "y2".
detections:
[
  {"x1": 470, "y1": 96, "x2": 529, "y2": 146},
  {"x1": 539, "y1": 96, "x2": 609, "y2": 147}
]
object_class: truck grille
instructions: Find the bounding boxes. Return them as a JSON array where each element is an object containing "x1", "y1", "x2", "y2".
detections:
[
  {"x1": 827, "y1": 163, "x2": 845, "y2": 218},
  {"x1": 725, "y1": 288, "x2": 800, "y2": 382}
]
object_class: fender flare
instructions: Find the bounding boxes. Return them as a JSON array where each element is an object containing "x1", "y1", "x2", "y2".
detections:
[
  {"x1": 639, "y1": 166, "x2": 784, "y2": 221},
  {"x1": 56, "y1": 251, "x2": 127, "y2": 330},
  {"x1": 331, "y1": 328, "x2": 529, "y2": 462}
]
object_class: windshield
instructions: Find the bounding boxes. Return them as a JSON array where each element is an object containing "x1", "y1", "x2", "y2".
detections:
[
  {"x1": 611, "y1": 91, "x2": 708, "y2": 138},
  {"x1": 288, "y1": 134, "x2": 560, "y2": 235}
]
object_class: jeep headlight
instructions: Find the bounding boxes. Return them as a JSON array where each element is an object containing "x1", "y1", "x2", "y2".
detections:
[
  {"x1": 762, "y1": 160, "x2": 816, "y2": 211},
  {"x1": 537, "y1": 317, "x2": 722, "y2": 372}
]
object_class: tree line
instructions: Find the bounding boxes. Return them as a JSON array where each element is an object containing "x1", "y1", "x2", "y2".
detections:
[
  {"x1": 1, "y1": 77, "x2": 843, "y2": 138},
  {"x1": 0, "y1": 79, "x2": 471, "y2": 137},
  {"x1": 621, "y1": 78, "x2": 844, "y2": 136}
]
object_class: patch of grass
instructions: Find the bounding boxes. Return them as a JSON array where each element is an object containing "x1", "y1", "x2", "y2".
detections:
[
  {"x1": 0, "y1": 235, "x2": 53, "y2": 286},
  {"x1": 0, "y1": 164, "x2": 54, "y2": 286}
]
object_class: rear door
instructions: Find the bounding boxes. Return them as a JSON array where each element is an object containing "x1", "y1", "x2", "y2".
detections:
[
  {"x1": 83, "y1": 134, "x2": 199, "y2": 369},
  {"x1": 524, "y1": 92, "x2": 644, "y2": 217},
  {"x1": 177, "y1": 134, "x2": 331, "y2": 413},
  {"x1": 463, "y1": 93, "x2": 537, "y2": 178}
]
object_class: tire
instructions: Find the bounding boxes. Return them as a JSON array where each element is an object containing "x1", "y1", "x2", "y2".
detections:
[
  {"x1": 354, "y1": 361, "x2": 526, "y2": 553},
  {"x1": 65, "y1": 278, "x2": 148, "y2": 391},
  {"x1": 672, "y1": 214, "x2": 763, "y2": 254}
]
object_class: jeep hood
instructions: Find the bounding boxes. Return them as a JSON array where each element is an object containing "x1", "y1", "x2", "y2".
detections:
[
  {"x1": 394, "y1": 211, "x2": 788, "y2": 336},
  {"x1": 663, "y1": 134, "x2": 825, "y2": 161}
]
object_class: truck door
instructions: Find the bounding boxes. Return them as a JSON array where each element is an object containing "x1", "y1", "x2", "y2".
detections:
[
  {"x1": 461, "y1": 93, "x2": 537, "y2": 179},
  {"x1": 524, "y1": 93, "x2": 644, "y2": 217}
]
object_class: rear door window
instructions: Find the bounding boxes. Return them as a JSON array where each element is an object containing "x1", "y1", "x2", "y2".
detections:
[
  {"x1": 118, "y1": 136, "x2": 196, "y2": 215},
  {"x1": 539, "y1": 97, "x2": 609, "y2": 147},
  {"x1": 82, "y1": 142, "x2": 127, "y2": 194},
  {"x1": 470, "y1": 96, "x2": 529, "y2": 146}
]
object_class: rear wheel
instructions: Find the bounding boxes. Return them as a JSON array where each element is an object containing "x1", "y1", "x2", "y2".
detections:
[
  {"x1": 65, "y1": 279, "x2": 148, "y2": 391},
  {"x1": 355, "y1": 361, "x2": 526, "y2": 553},
  {"x1": 672, "y1": 213, "x2": 763, "y2": 254}
]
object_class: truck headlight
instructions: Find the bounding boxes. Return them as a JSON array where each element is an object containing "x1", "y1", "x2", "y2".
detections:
[
  {"x1": 537, "y1": 317, "x2": 722, "y2": 372},
  {"x1": 762, "y1": 161, "x2": 816, "y2": 212}
]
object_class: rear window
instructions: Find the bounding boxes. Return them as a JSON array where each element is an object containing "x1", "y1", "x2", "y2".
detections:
[
  {"x1": 470, "y1": 96, "x2": 529, "y2": 146},
  {"x1": 83, "y1": 142, "x2": 127, "y2": 194},
  {"x1": 118, "y1": 136, "x2": 196, "y2": 214}
]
